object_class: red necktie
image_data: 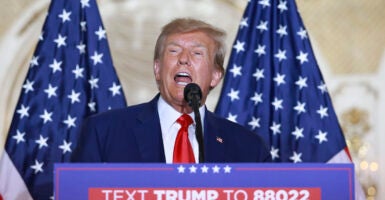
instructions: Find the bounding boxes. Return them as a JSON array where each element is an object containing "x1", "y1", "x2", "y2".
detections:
[{"x1": 173, "y1": 114, "x2": 195, "y2": 163}]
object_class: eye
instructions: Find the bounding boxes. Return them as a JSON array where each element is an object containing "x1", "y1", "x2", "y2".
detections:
[
  {"x1": 169, "y1": 49, "x2": 177, "y2": 53},
  {"x1": 193, "y1": 51, "x2": 203, "y2": 56},
  {"x1": 166, "y1": 46, "x2": 181, "y2": 54}
]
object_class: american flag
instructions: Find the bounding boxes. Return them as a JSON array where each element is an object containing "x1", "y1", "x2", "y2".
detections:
[
  {"x1": 215, "y1": 0, "x2": 365, "y2": 198},
  {"x1": 0, "y1": 0, "x2": 127, "y2": 199},
  {"x1": 216, "y1": 0, "x2": 348, "y2": 163}
]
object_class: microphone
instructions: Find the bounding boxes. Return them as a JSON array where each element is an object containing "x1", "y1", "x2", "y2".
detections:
[
  {"x1": 183, "y1": 83, "x2": 204, "y2": 163},
  {"x1": 184, "y1": 83, "x2": 202, "y2": 108}
]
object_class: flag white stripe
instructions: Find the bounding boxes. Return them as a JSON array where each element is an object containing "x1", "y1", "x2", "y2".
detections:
[{"x1": 0, "y1": 152, "x2": 33, "y2": 200}]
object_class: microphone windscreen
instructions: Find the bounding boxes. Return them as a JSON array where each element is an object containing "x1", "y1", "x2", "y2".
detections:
[{"x1": 184, "y1": 83, "x2": 202, "y2": 105}]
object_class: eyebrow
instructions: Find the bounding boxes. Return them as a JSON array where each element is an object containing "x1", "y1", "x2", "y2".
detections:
[{"x1": 166, "y1": 41, "x2": 208, "y2": 49}]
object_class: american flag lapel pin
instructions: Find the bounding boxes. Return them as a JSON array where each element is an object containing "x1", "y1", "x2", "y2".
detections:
[{"x1": 216, "y1": 136, "x2": 223, "y2": 144}]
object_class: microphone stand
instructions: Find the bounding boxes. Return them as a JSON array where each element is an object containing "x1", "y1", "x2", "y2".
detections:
[{"x1": 191, "y1": 98, "x2": 205, "y2": 163}]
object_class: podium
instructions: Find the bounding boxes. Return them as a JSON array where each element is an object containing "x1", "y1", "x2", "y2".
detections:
[{"x1": 54, "y1": 163, "x2": 354, "y2": 200}]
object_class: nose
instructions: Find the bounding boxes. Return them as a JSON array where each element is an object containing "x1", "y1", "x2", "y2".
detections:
[{"x1": 178, "y1": 50, "x2": 190, "y2": 66}]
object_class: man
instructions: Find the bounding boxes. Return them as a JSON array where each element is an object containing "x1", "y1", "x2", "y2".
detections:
[{"x1": 71, "y1": 18, "x2": 271, "y2": 163}]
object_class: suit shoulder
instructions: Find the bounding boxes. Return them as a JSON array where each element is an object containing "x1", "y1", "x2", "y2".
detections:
[
  {"x1": 86, "y1": 101, "x2": 152, "y2": 122},
  {"x1": 208, "y1": 112, "x2": 253, "y2": 133}
]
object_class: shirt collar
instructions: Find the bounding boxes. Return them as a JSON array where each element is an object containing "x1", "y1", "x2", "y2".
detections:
[{"x1": 157, "y1": 95, "x2": 205, "y2": 126}]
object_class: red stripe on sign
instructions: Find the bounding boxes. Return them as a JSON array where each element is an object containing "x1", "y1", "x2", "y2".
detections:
[{"x1": 89, "y1": 187, "x2": 321, "y2": 200}]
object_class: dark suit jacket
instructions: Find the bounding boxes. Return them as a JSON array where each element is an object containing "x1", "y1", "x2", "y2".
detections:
[{"x1": 71, "y1": 95, "x2": 271, "y2": 163}]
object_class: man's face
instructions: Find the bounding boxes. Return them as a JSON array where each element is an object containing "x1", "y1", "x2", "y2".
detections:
[{"x1": 154, "y1": 31, "x2": 222, "y2": 112}]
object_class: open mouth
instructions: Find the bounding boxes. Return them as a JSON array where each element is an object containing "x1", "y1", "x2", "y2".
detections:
[{"x1": 174, "y1": 72, "x2": 192, "y2": 86}]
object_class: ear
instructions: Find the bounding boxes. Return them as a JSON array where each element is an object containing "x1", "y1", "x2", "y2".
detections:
[
  {"x1": 210, "y1": 68, "x2": 223, "y2": 88},
  {"x1": 154, "y1": 60, "x2": 161, "y2": 81}
]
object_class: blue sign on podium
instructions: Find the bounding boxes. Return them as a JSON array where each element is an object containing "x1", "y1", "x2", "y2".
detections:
[{"x1": 54, "y1": 163, "x2": 354, "y2": 200}]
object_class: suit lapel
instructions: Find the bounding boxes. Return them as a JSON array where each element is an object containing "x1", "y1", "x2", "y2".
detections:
[
  {"x1": 132, "y1": 95, "x2": 166, "y2": 162},
  {"x1": 204, "y1": 111, "x2": 226, "y2": 162}
]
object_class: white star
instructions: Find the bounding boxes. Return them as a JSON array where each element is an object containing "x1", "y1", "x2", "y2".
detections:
[
  {"x1": 239, "y1": 17, "x2": 248, "y2": 29},
  {"x1": 212, "y1": 165, "x2": 220, "y2": 173},
  {"x1": 230, "y1": 64, "x2": 242, "y2": 77},
  {"x1": 76, "y1": 42, "x2": 86, "y2": 54},
  {"x1": 273, "y1": 73, "x2": 286, "y2": 86},
  {"x1": 201, "y1": 165, "x2": 209, "y2": 173},
  {"x1": 278, "y1": 1, "x2": 288, "y2": 12},
  {"x1": 63, "y1": 115, "x2": 76, "y2": 128},
  {"x1": 59, "y1": 140, "x2": 72, "y2": 154},
  {"x1": 297, "y1": 27, "x2": 308, "y2": 39},
  {"x1": 39, "y1": 109, "x2": 53, "y2": 124},
  {"x1": 67, "y1": 90, "x2": 81, "y2": 104},
  {"x1": 81, "y1": 0, "x2": 90, "y2": 8},
  {"x1": 227, "y1": 88, "x2": 240, "y2": 101},
  {"x1": 272, "y1": 97, "x2": 283, "y2": 111},
  {"x1": 58, "y1": 9, "x2": 71, "y2": 23},
  {"x1": 177, "y1": 165, "x2": 186, "y2": 173},
  {"x1": 29, "y1": 56, "x2": 39, "y2": 67},
  {"x1": 223, "y1": 165, "x2": 232, "y2": 173},
  {"x1": 293, "y1": 101, "x2": 306, "y2": 114},
  {"x1": 189, "y1": 165, "x2": 197, "y2": 173},
  {"x1": 17, "y1": 104, "x2": 30, "y2": 119},
  {"x1": 317, "y1": 105, "x2": 328, "y2": 119},
  {"x1": 296, "y1": 51, "x2": 309, "y2": 64},
  {"x1": 250, "y1": 92, "x2": 263, "y2": 105},
  {"x1": 90, "y1": 51, "x2": 103, "y2": 65},
  {"x1": 270, "y1": 122, "x2": 281, "y2": 135},
  {"x1": 80, "y1": 21, "x2": 87, "y2": 31},
  {"x1": 315, "y1": 130, "x2": 328, "y2": 144},
  {"x1": 295, "y1": 76, "x2": 308, "y2": 89},
  {"x1": 253, "y1": 68, "x2": 264, "y2": 81},
  {"x1": 233, "y1": 40, "x2": 245, "y2": 53},
  {"x1": 276, "y1": 25, "x2": 287, "y2": 37},
  {"x1": 22, "y1": 79, "x2": 34, "y2": 93},
  {"x1": 88, "y1": 101, "x2": 96, "y2": 112},
  {"x1": 248, "y1": 116, "x2": 260, "y2": 130},
  {"x1": 227, "y1": 113, "x2": 237, "y2": 123},
  {"x1": 44, "y1": 84, "x2": 58, "y2": 98},
  {"x1": 258, "y1": 0, "x2": 270, "y2": 8},
  {"x1": 89, "y1": 76, "x2": 99, "y2": 89},
  {"x1": 290, "y1": 151, "x2": 302, "y2": 163},
  {"x1": 30, "y1": 160, "x2": 44, "y2": 174},
  {"x1": 35, "y1": 135, "x2": 49, "y2": 149},
  {"x1": 291, "y1": 126, "x2": 304, "y2": 140},
  {"x1": 72, "y1": 65, "x2": 84, "y2": 79},
  {"x1": 270, "y1": 146, "x2": 279, "y2": 160},
  {"x1": 54, "y1": 34, "x2": 67, "y2": 48},
  {"x1": 13, "y1": 130, "x2": 26, "y2": 144},
  {"x1": 49, "y1": 59, "x2": 62, "y2": 73},
  {"x1": 95, "y1": 26, "x2": 106, "y2": 40},
  {"x1": 318, "y1": 82, "x2": 328, "y2": 93},
  {"x1": 256, "y1": 20, "x2": 268, "y2": 32},
  {"x1": 254, "y1": 44, "x2": 266, "y2": 56},
  {"x1": 109, "y1": 82, "x2": 122, "y2": 96},
  {"x1": 274, "y1": 49, "x2": 287, "y2": 61}
]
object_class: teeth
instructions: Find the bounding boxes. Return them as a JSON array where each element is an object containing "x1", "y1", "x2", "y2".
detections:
[
  {"x1": 176, "y1": 82, "x2": 188, "y2": 86},
  {"x1": 177, "y1": 72, "x2": 190, "y2": 77},
  {"x1": 174, "y1": 72, "x2": 192, "y2": 85}
]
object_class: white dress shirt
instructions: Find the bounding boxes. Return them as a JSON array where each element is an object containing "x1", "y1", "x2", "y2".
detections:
[{"x1": 157, "y1": 96, "x2": 205, "y2": 163}]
